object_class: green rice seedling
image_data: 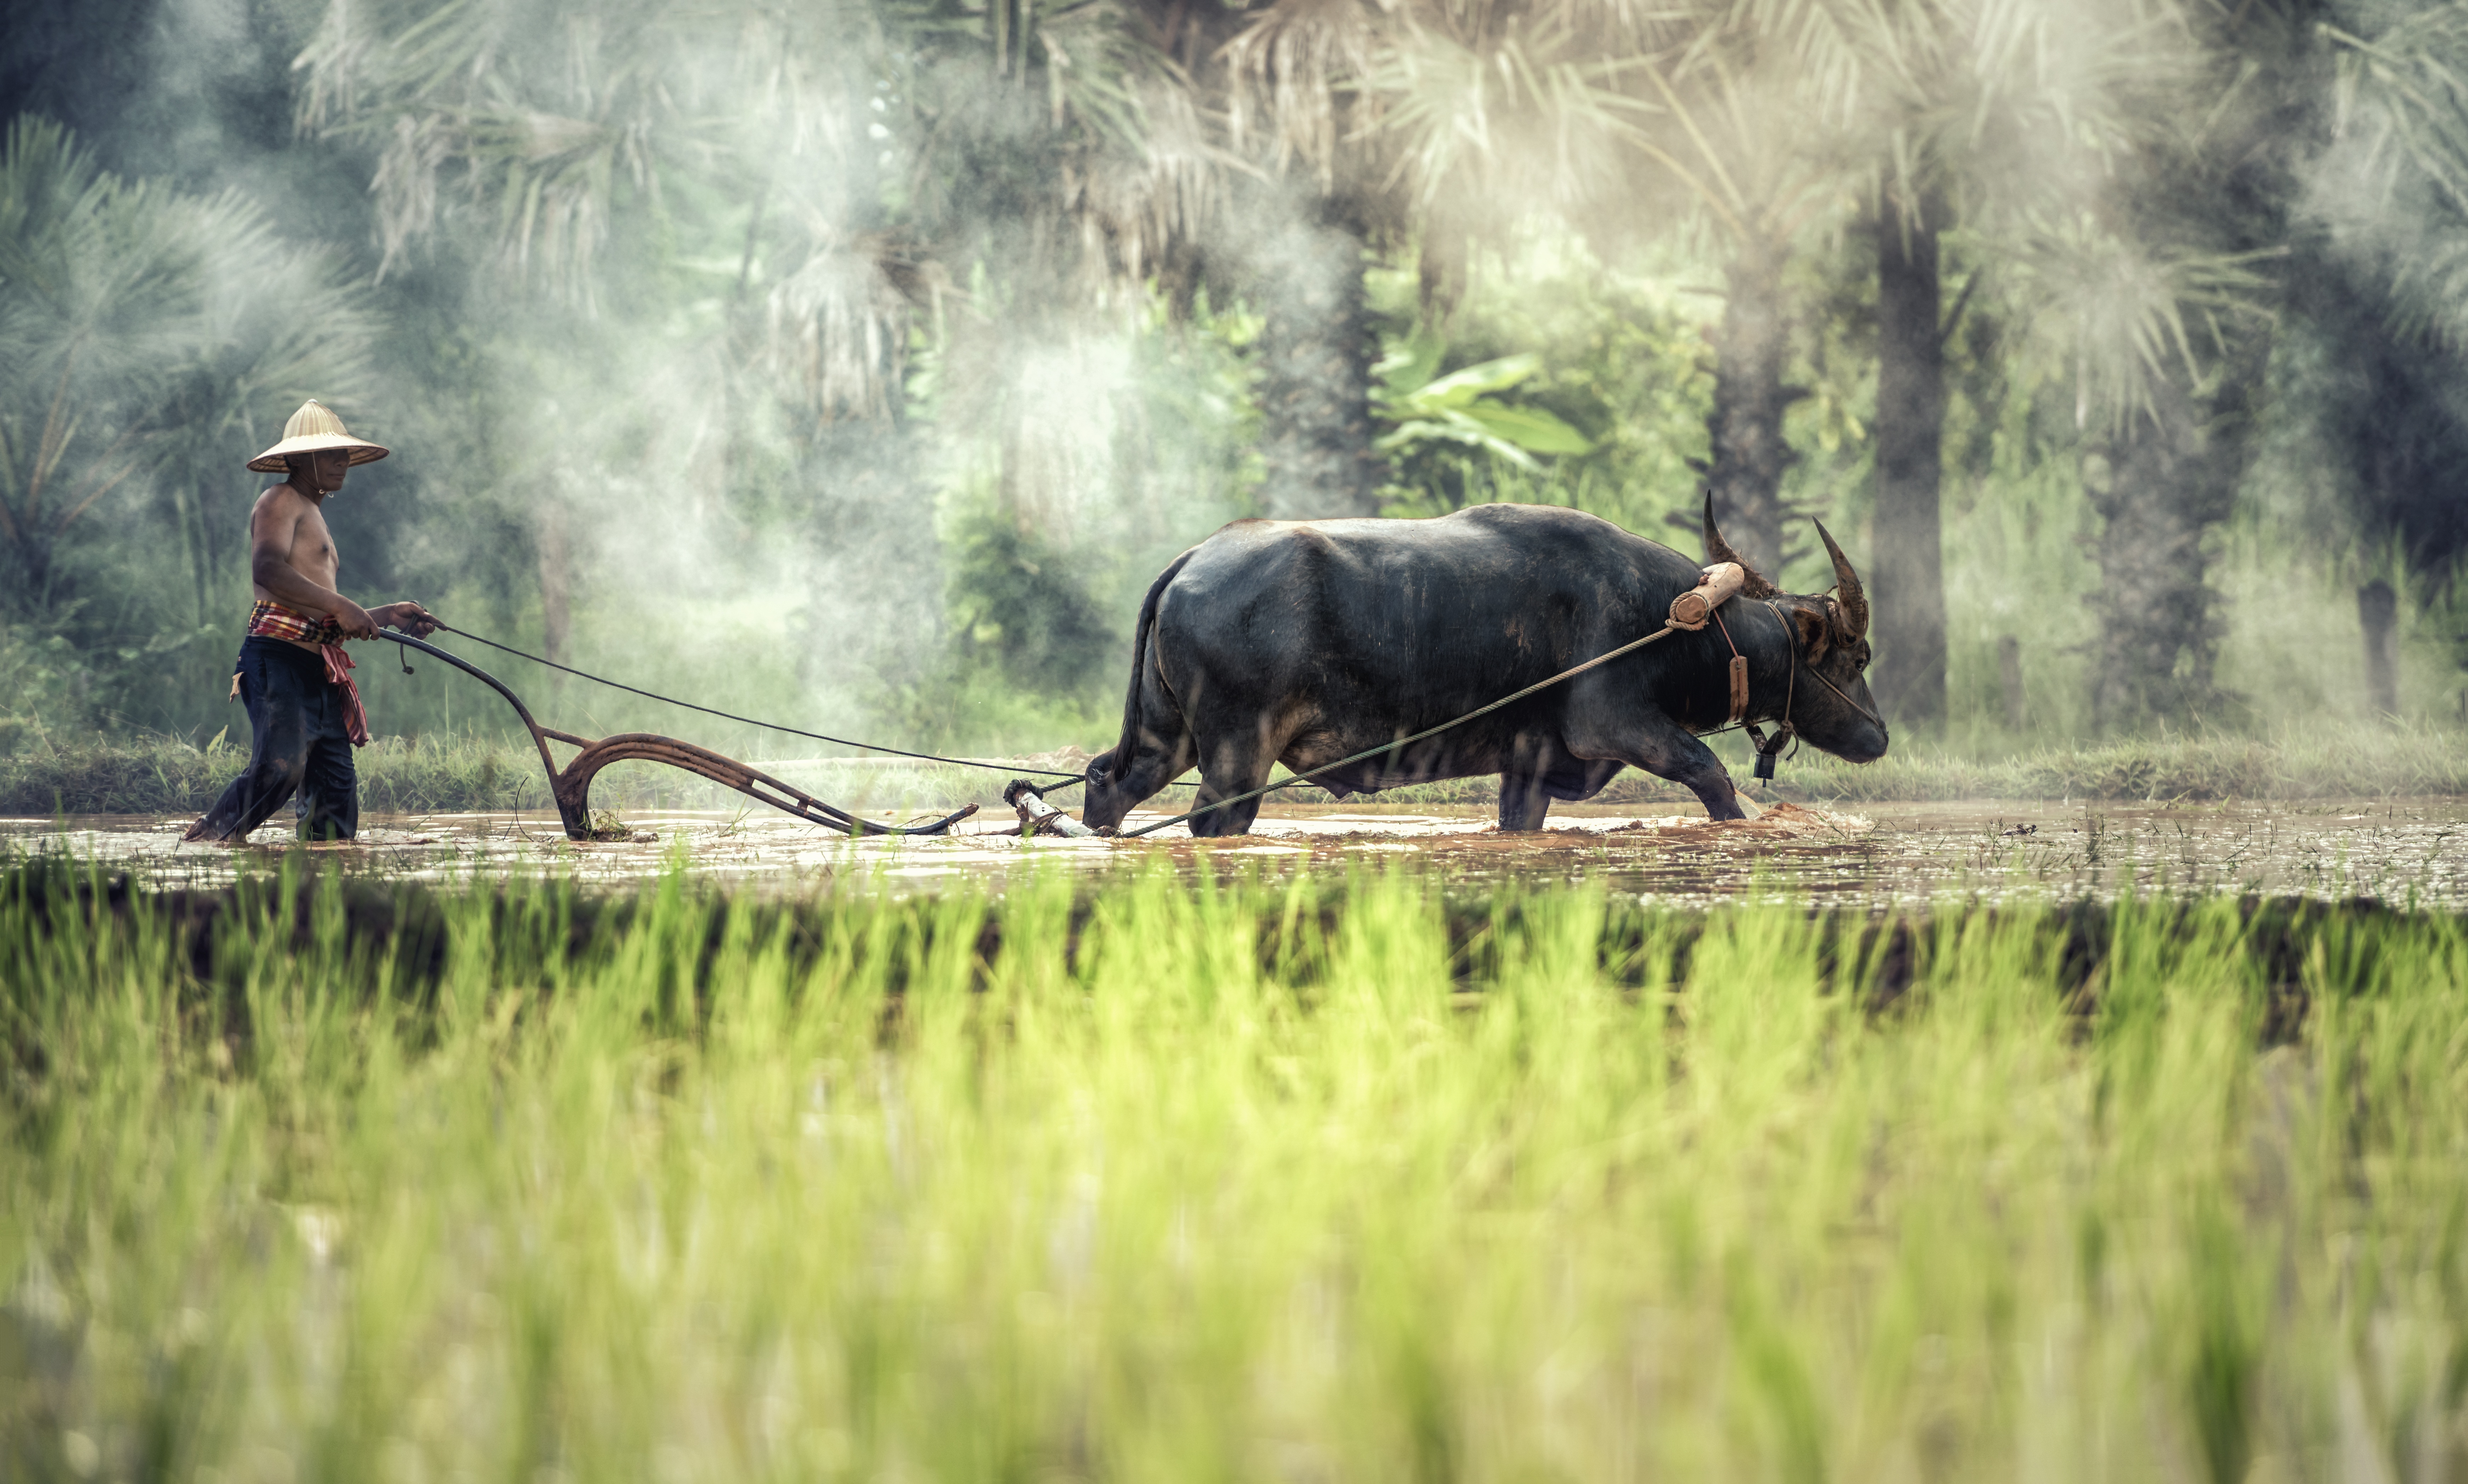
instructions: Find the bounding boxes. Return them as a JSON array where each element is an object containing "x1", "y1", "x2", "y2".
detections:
[{"x1": 2, "y1": 859, "x2": 2465, "y2": 1481}]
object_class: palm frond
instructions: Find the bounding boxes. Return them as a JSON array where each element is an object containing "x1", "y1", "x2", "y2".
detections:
[
  {"x1": 2006, "y1": 207, "x2": 2276, "y2": 433},
  {"x1": 1223, "y1": 0, "x2": 1387, "y2": 192},
  {"x1": 0, "y1": 115, "x2": 381, "y2": 610},
  {"x1": 1369, "y1": 21, "x2": 1644, "y2": 214},
  {"x1": 298, "y1": 0, "x2": 705, "y2": 304},
  {"x1": 764, "y1": 231, "x2": 931, "y2": 422},
  {"x1": 2323, "y1": 7, "x2": 2468, "y2": 350}
]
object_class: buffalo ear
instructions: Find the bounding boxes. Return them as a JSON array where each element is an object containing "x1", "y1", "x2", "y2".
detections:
[{"x1": 1789, "y1": 602, "x2": 1833, "y2": 664}]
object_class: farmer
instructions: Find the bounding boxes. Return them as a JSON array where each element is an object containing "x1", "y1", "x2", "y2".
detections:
[{"x1": 184, "y1": 400, "x2": 440, "y2": 843}]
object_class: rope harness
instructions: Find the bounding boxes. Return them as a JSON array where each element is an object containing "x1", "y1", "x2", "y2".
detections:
[
  {"x1": 1722, "y1": 595, "x2": 1890, "y2": 784},
  {"x1": 1711, "y1": 603, "x2": 1794, "y2": 783}
]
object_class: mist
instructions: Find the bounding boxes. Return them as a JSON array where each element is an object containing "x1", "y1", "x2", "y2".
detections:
[{"x1": 4, "y1": 0, "x2": 2466, "y2": 773}]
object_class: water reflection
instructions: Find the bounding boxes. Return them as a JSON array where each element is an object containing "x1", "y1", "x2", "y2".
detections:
[{"x1": 6, "y1": 797, "x2": 2463, "y2": 905}]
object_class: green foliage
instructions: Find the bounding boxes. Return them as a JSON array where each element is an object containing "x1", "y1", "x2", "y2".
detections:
[
  {"x1": 3, "y1": 862, "x2": 2466, "y2": 1477},
  {"x1": 0, "y1": 113, "x2": 377, "y2": 628},
  {"x1": 0, "y1": 621, "x2": 91, "y2": 752},
  {"x1": 862, "y1": 490, "x2": 1123, "y2": 756},
  {"x1": 1372, "y1": 325, "x2": 1595, "y2": 513},
  {"x1": 942, "y1": 509, "x2": 1113, "y2": 692},
  {"x1": 1364, "y1": 244, "x2": 1722, "y2": 534}
]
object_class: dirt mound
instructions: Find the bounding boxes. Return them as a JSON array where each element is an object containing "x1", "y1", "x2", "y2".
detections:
[
  {"x1": 1599, "y1": 800, "x2": 1872, "y2": 840},
  {"x1": 1010, "y1": 744, "x2": 1097, "y2": 774}
]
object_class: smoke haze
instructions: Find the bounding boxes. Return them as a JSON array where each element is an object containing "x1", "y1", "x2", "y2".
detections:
[{"x1": 3, "y1": 0, "x2": 2466, "y2": 768}]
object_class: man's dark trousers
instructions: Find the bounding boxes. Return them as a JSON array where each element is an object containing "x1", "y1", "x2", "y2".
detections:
[{"x1": 193, "y1": 636, "x2": 359, "y2": 841}]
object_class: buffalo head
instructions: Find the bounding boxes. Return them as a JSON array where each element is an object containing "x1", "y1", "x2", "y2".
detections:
[{"x1": 1703, "y1": 495, "x2": 1889, "y2": 764}]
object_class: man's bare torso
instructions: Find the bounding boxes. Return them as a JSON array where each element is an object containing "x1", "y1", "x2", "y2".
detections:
[{"x1": 252, "y1": 483, "x2": 339, "y2": 654}]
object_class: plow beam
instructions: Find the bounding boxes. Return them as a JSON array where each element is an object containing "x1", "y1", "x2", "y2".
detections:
[{"x1": 378, "y1": 632, "x2": 978, "y2": 840}]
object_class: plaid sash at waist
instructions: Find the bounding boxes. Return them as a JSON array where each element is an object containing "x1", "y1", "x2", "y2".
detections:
[{"x1": 243, "y1": 600, "x2": 370, "y2": 746}]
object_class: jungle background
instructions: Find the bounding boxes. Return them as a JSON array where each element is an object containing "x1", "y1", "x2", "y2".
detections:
[{"x1": 5, "y1": 0, "x2": 2468, "y2": 773}]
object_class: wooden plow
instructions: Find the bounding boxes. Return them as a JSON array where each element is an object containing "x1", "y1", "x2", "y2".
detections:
[{"x1": 378, "y1": 632, "x2": 979, "y2": 840}]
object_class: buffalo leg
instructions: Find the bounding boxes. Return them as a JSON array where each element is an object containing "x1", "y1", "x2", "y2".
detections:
[
  {"x1": 1188, "y1": 740, "x2": 1275, "y2": 836},
  {"x1": 1564, "y1": 708, "x2": 1745, "y2": 822},
  {"x1": 1497, "y1": 730, "x2": 1559, "y2": 831},
  {"x1": 1182, "y1": 707, "x2": 1294, "y2": 837},
  {"x1": 1498, "y1": 774, "x2": 1553, "y2": 831},
  {"x1": 1082, "y1": 635, "x2": 1198, "y2": 831}
]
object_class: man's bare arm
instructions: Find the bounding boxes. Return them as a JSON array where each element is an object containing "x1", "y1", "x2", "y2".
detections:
[{"x1": 248, "y1": 489, "x2": 377, "y2": 637}]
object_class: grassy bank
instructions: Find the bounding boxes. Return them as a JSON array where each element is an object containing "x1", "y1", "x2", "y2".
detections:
[
  {"x1": 8, "y1": 722, "x2": 2466, "y2": 817},
  {"x1": 4, "y1": 858, "x2": 2464, "y2": 1479}
]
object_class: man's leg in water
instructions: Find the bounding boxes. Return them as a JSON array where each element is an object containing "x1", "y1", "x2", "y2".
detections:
[
  {"x1": 188, "y1": 638, "x2": 318, "y2": 842},
  {"x1": 295, "y1": 694, "x2": 359, "y2": 840}
]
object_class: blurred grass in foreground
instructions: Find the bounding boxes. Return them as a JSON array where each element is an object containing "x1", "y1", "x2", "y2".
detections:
[
  {"x1": 3, "y1": 858, "x2": 2464, "y2": 1480},
  {"x1": 6, "y1": 721, "x2": 2467, "y2": 816}
]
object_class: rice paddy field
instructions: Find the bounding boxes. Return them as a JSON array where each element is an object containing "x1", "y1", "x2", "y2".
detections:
[
  {"x1": 4, "y1": 826, "x2": 2466, "y2": 1483},
  {"x1": 10, "y1": 723, "x2": 2468, "y2": 818}
]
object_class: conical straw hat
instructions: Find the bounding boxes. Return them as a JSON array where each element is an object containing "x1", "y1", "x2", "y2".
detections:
[{"x1": 247, "y1": 399, "x2": 390, "y2": 473}]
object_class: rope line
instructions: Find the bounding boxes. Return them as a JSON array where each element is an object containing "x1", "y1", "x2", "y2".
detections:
[{"x1": 422, "y1": 623, "x2": 1089, "y2": 782}]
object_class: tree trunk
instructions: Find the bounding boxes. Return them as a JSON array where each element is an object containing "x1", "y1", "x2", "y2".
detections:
[
  {"x1": 537, "y1": 504, "x2": 571, "y2": 667},
  {"x1": 2357, "y1": 579, "x2": 2398, "y2": 717},
  {"x1": 1871, "y1": 199, "x2": 1948, "y2": 729},
  {"x1": 1997, "y1": 635, "x2": 2027, "y2": 731},
  {"x1": 1252, "y1": 208, "x2": 1382, "y2": 520},
  {"x1": 0, "y1": 531, "x2": 48, "y2": 620},
  {"x1": 2088, "y1": 307, "x2": 2274, "y2": 732},
  {"x1": 2084, "y1": 372, "x2": 2238, "y2": 730},
  {"x1": 1703, "y1": 237, "x2": 1797, "y2": 577}
]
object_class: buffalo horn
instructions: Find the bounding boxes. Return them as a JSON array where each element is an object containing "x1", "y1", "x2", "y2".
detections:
[
  {"x1": 1813, "y1": 519, "x2": 1868, "y2": 639},
  {"x1": 1700, "y1": 492, "x2": 1781, "y2": 598}
]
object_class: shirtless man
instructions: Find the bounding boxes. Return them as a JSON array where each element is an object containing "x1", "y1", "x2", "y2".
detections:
[{"x1": 186, "y1": 400, "x2": 440, "y2": 843}]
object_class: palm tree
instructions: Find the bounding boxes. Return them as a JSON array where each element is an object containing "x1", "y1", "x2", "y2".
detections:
[
  {"x1": 1796, "y1": 0, "x2": 2144, "y2": 729},
  {"x1": 1732, "y1": 0, "x2": 2305, "y2": 733},
  {"x1": 1239, "y1": 0, "x2": 1880, "y2": 570},
  {"x1": 1211, "y1": 0, "x2": 1402, "y2": 519},
  {"x1": 1309, "y1": 0, "x2": 1837, "y2": 563},
  {"x1": 0, "y1": 115, "x2": 375, "y2": 626},
  {"x1": 1625, "y1": 20, "x2": 1850, "y2": 579},
  {"x1": 2064, "y1": 0, "x2": 2319, "y2": 730},
  {"x1": 299, "y1": 0, "x2": 1216, "y2": 441},
  {"x1": 0, "y1": 116, "x2": 197, "y2": 611},
  {"x1": 2322, "y1": 1, "x2": 2468, "y2": 350},
  {"x1": 1216, "y1": 0, "x2": 1681, "y2": 519},
  {"x1": 2311, "y1": 4, "x2": 2468, "y2": 619},
  {"x1": 292, "y1": 0, "x2": 1224, "y2": 688}
]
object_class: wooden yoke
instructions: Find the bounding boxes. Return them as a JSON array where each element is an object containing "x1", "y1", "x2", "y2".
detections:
[
  {"x1": 1663, "y1": 561, "x2": 1753, "y2": 726},
  {"x1": 1667, "y1": 561, "x2": 1747, "y2": 631}
]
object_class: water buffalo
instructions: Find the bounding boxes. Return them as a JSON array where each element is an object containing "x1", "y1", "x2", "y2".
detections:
[{"x1": 1081, "y1": 499, "x2": 1889, "y2": 835}]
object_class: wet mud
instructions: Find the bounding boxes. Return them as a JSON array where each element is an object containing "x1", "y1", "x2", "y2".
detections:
[{"x1": 6, "y1": 796, "x2": 2464, "y2": 905}]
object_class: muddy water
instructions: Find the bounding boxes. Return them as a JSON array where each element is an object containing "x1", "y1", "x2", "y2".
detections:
[{"x1": 7, "y1": 796, "x2": 2465, "y2": 905}]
